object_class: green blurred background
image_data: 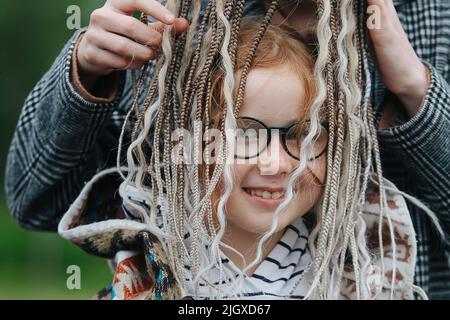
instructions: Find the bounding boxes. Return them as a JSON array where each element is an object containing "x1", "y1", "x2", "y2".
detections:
[{"x1": 0, "y1": 0, "x2": 114, "y2": 299}]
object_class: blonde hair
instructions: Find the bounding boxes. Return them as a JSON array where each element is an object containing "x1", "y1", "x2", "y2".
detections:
[{"x1": 116, "y1": 0, "x2": 441, "y2": 299}]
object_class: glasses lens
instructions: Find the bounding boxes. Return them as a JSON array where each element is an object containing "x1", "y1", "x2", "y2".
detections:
[
  {"x1": 285, "y1": 121, "x2": 328, "y2": 160},
  {"x1": 235, "y1": 118, "x2": 268, "y2": 158}
]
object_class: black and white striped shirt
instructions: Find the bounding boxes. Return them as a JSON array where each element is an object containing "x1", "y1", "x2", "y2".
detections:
[{"x1": 180, "y1": 220, "x2": 313, "y2": 300}]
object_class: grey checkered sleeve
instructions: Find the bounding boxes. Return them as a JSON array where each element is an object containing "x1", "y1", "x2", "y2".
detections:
[
  {"x1": 4, "y1": 29, "x2": 128, "y2": 231},
  {"x1": 377, "y1": 61, "x2": 450, "y2": 241}
]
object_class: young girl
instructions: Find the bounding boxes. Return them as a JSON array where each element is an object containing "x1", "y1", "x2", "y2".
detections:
[{"x1": 58, "y1": 10, "x2": 430, "y2": 299}]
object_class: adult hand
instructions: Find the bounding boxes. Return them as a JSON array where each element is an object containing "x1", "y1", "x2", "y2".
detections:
[
  {"x1": 77, "y1": 0, "x2": 189, "y2": 88},
  {"x1": 367, "y1": 0, "x2": 430, "y2": 118}
]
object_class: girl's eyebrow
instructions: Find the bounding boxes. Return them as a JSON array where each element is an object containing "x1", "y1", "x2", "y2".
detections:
[
  {"x1": 270, "y1": 118, "x2": 310, "y2": 127},
  {"x1": 293, "y1": 118, "x2": 311, "y2": 124}
]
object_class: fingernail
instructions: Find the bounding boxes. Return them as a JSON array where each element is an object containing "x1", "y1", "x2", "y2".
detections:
[{"x1": 165, "y1": 13, "x2": 175, "y2": 23}]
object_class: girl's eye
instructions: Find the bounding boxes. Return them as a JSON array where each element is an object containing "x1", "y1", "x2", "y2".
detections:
[
  {"x1": 236, "y1": 119, "x2": 265, "y2": 134},
  {"x1": 239, "y1": 129, "x2": 250, "y2": 135},
  {"x1": 286, "y1": 130, "x2": 298, "y2": 140},
  {"x1": 238, "y1": 129, "x2": 258, "y2": 139},
  {"x1": 287, "y1": 123, "x2": 311, "y2": 140}
]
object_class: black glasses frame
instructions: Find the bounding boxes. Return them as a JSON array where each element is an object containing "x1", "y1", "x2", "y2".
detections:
[{"x1": 235, "y1": 116, "x2": 328, "y2": 161}]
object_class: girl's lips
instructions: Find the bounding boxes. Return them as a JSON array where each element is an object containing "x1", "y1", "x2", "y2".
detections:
[{"x1": 241, "y1": 187, "x2": 286, "y2": 208}]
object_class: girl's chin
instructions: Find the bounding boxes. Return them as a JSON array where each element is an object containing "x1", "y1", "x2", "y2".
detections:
[{"x1": 227, "y1": 220, "x2": 282, "y2": 236}]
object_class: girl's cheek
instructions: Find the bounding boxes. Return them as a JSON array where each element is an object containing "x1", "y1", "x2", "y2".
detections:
[
  {"x1": 232, "y1": 162, "x2": 254, "y2": 180},
  {"x1": 306, "y1": 157, "x2": 327, "y2": 185}
]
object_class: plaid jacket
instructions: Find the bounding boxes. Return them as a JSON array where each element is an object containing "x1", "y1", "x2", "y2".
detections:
[{"x1": 5, "y1": 0, "x2": 450, "y2": 299}]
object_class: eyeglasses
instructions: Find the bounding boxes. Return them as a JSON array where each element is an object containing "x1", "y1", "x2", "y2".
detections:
[{"x1": 234, "y1": 116, "x2": 328, "y2": 161}]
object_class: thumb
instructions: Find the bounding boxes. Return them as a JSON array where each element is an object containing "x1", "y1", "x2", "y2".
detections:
[{"x1": 173, "y1": 17, "x2": 189, "y2": 36}]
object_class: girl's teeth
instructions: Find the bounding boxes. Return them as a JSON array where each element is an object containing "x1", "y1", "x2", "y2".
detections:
[
  {"x1": 246, "y1": 188, "x2": 284, "y2": 199},
  {"x1": 262, "y1": 191, "x2": 271, "y2": 199}
]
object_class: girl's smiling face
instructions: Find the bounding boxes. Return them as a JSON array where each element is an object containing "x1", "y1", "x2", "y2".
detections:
[{"x1": 225, "y1": 65, "x2": 327, "y2": 236}]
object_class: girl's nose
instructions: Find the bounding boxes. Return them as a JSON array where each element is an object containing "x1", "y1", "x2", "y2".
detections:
[{"x1": 257, "y1": 134, "x2": 295, "y2": 176}]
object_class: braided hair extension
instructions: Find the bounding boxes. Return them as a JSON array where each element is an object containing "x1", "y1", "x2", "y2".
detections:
[
  {"x1": 302, "y1": 0, "x2": 386, "y2": 299},
  {"x1": 302, "y1": 0, "x2": 439, "y2": 299},
  {"x1": 116, "y1": 0, "x2": 441, "y2": 299}
]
